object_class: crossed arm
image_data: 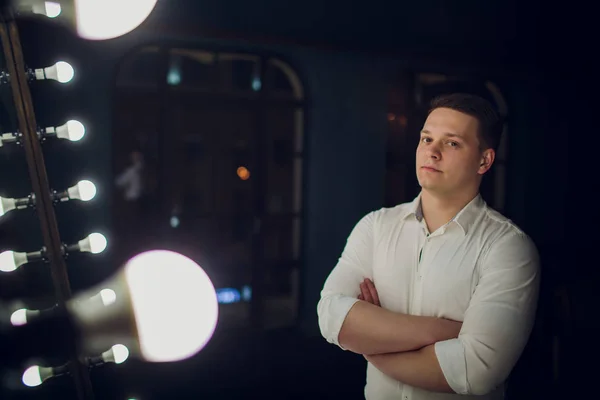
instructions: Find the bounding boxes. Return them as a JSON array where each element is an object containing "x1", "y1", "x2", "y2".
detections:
[
  {"x1": 317, "y1": 212, "x2": 540, "y2": 395},
  {"x1": 344, "y1": 279, "x2": 457, "y2": 393}
]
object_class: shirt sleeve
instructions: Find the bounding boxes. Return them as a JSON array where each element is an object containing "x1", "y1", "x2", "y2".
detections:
[
  {"x1": 434, "y1": 231, "x2": 540, "y2": 395},
  {"x1": 317, "y1": 211, "x2": 375, "y2": 349}
]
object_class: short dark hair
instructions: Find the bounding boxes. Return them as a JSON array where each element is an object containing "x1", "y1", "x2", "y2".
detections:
[{"x1": 428, "y1": 93, "x2": 504, "y2": 152}]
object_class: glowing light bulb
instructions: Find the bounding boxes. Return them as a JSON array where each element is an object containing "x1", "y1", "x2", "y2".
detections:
[
  {"x1": 68, "y1": 180, "x2": 96, "y2": 201},
  {"x1": 55, "y1": 120, "x2": 85, "y2": 141},
  {"x1": 34, "y1": 61, "x2": 74, "y2": 83},
  {"x1": 54, "y1": 61, "x2": 74, "y2": 83},
  {"x1": 74, "y1": 0, "x2": 159, "y2": 40},
  {"x1": 70, "y1": 250, "x2": 219, "y2": 363},
  {"x1": 126, "y1": 251, "x2": 219, "y2": 361},
  {"x1": 101, "y1": 344, "x2": 129, "y2": 364},
  {"x1": 99, "y1": 289, "x2": 117, "y2": 306},
  {"x1": 22, "y1": 366, "x2": 43, "y2": 387},
  {"x1": 77, "y1": 232, "x2": 107, "y2": 254},
  {"x1": 28, "y1": 1, "x2": 61, "y2": 18},
  {"x1": 10, "y1": 309, "x2": 27, "y2": 326},
  {"x1": 44, "y1": 2, "x2": 61, "y2": 18},
  {"x1": 0, "y1": 250, "x2": 28, "y2": 272}
]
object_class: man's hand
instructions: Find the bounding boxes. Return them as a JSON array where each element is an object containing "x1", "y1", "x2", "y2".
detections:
[{"x1": 358, "y1": 278, "x2": 380, "y2": 307}]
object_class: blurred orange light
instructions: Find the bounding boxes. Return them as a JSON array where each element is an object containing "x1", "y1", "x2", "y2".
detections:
[{"x1": 237, "y1": 166, "x2": 250, "y2": 180}]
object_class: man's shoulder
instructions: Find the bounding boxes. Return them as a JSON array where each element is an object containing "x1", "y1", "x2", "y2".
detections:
[
  {"x1": 371, "y1": 201, "x2": 415, "y2": 221},
  {"x1": 479, "y1": 206, "x2": 538, "y2": 257},
  {"x1": 480, "y1": 206, "x2": 529, "y2": 238},
  {"x1": 354, "y1": 201, "x2": 416, "y2": 233}
]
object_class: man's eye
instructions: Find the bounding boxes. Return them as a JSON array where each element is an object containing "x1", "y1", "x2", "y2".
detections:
[{"x1": 448, "y1": 141, "x2": 459, "y2": 147}]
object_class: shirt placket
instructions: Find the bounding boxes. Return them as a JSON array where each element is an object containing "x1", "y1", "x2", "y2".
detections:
[
  {"x1": 413, "y1": 233, "x2": 431, "y2": 313},
  {"x1": 403, "y1": 224, "x2": 429, "y2": 400},
  {"x1": 410, "y1": 222, "x2": 429, "y2": 314}
]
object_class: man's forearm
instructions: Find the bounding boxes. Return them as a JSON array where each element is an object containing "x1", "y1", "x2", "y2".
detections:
[
  {"x1": 365, "y1": 344, "x2": 454, "y2": 393},
  {"x1": 338, "y1": 301, "x2": 461, "y2": 355}
]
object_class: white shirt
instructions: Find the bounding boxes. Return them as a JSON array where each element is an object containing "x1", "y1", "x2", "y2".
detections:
[{"x1": 317, "y1": 193, "x2": 540, "y2": 400}]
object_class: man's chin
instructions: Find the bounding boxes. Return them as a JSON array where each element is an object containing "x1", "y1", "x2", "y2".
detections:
[
  {"x1": 419, "y1": 184, "x2": 447, "y2": 195},
  {"x1": 417, "y1": 179, "x2": 439, "y2": 190}
]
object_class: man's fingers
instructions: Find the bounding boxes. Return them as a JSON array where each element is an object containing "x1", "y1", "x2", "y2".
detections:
[
  {"x1": 358, "y1": 294, "x2": 364, "y2": 300},
  {"x1": 365, "y1": 279, "x2": 381, "y2": 306},
  {"x1": 360, "y1": 281, "x2": 374, "y2": 304}
]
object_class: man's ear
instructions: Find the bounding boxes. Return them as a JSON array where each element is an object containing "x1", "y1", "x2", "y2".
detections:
[{"x1": 477, "y1": 149, "x2": 495, "y2": 175}]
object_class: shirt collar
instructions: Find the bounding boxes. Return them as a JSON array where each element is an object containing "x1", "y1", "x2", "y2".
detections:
[
  {"x1": 402, "y1": 192, "x2": 424, "y2": 221},
  {"x1": 402, "y1": 192, "x2": 485, "y2": 236},
  {"x1": 452, "y1": 194, "x2": 485, "y2": 235}
]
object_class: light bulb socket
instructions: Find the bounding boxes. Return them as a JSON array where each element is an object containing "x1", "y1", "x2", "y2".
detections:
[
  {"x1": 49, "y1": 363, "x2": 70, "y2": 379},
  {"x1": 29, "y1": 67, "x2": 46, "y2": 81},
  {"x1": 51, "y1": 190, "x2": 69, "y2": 203},
  {"x1": 86, "y1": 355, "x2": 104, "y2": 367},
  {"x1": 0, "y1": 129, "x2": 51, "y2": 147},
  {"x1": 64, "y1": 243, "x2": 82, "y2": 256},
  {"x1": 25, "y1": 68, "x2": 36, "y2": 82},
  {"x1": 25, "y1": 248, "x2": 45, "y2": 263},
  {"x1": 65, "y1": 243, "x2": 77, "y2": 253},
  {"x1": 18, "y1": 305, "x2": 57, "y2": 326},
  {"x1": 15, "y1": 195, "x2": 34, "y2": 209},
  {"x1": 39, "y1": 126, "x2": 56, "y2": 140},
  {"x1": 34, "y1": 362, "x2": 70, "y2": 386},
  {"x1": 0, "y1": 70, "x2": 9, "y2": 84},
  {"x1": 61, "y1": 243, "x2": 99, "y2": 259}
]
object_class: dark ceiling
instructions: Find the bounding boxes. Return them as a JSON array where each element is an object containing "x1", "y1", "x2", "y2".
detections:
[{"x1": 139, "y1": 0, "x2": 558, "y2": 69}]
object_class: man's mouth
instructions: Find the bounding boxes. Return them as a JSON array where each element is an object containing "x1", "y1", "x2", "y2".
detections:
[{"x1": 421, "y1": 166, "x2": 441, "y2": 172}]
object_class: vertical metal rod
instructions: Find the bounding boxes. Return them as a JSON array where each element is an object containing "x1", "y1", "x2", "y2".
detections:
[{"x1": 0, "y1": 12, "x2": 95, "y2": 400}]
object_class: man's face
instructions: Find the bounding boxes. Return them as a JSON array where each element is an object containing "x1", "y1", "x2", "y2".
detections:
[{"x1": 415, "y1": 107, "x2": 494, "y2": 196}]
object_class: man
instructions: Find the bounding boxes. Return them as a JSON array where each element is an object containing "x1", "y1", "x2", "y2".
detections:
[{"x1": 317, "y1": 93, "x2": 540, "y2": 399}]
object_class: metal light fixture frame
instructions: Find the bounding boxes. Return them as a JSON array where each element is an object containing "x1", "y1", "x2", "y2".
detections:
[{"x1": 0, "y1": 7, "x2": 95, "y2": 400}]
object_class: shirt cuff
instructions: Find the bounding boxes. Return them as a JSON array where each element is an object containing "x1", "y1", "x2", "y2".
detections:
[
  {"x1": 319, "y1": 294, "x2": 360, "y2": 349},
  {"x1": 434, "y1": 338, "x2": 469, "y2": 395}
]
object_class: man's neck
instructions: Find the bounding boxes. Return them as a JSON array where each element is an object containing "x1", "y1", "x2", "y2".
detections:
[{"x1": 420, "y1": 189, "x2": 478, "y2": 233}]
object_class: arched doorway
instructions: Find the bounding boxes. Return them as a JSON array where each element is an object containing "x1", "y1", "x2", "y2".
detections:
[{"x1": 112, "y1": 46, "x2": 306, "y2": 331}]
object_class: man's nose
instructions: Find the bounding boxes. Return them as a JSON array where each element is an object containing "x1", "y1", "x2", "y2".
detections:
[{"x1": 426, "y1": 144, "x2": 441, "y2": 159}]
